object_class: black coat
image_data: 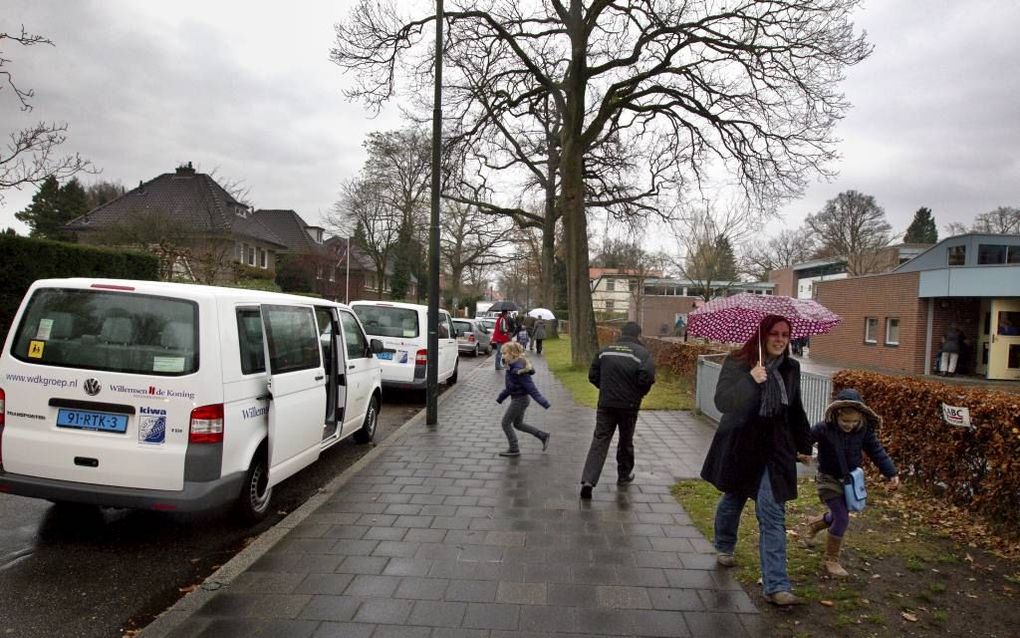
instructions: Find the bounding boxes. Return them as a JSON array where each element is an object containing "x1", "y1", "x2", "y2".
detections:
[
  {"x1": 700, "y1": 355, "x2": 811, "y2": 502},
  {"x1": 588, "y1": 335, "x2": 655, "y2": 410}
]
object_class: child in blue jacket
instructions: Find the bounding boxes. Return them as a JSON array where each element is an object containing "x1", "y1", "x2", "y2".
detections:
[
  {"x1": 802, "y1": 388, "x2": 899, "y2": 577},
  {"x1": 495, "y1": 342, "x2": 551, "y2": 457}
]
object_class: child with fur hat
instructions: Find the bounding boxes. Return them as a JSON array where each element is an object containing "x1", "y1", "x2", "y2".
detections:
[
  {"x1": 802, "y1": 388, "x2": 899, "y2": 577},
  {"x1": 495, "y1": 342, "x2": 551, "y2": 457}
]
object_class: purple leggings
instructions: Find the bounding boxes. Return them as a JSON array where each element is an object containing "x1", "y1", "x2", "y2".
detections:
[{"x1": 823, "y1": 496, "x2": 850, "y2": 538}]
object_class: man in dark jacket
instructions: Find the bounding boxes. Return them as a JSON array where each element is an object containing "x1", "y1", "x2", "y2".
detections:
[{"x1": 579, "y1": 322, "x2": 656, "y2": 499}]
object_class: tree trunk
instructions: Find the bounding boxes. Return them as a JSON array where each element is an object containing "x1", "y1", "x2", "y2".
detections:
[{"x1": 540, "y1": 141, "x2": 557, "y2": 309}]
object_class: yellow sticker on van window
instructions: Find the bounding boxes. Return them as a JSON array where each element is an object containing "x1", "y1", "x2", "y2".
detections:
[{"x1": 28, "y1": 340, "x2": 45, "y2": 358}]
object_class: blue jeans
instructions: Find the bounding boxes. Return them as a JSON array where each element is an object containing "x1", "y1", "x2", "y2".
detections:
[
  {"x1": 494, "y1": 343, "x2": 505, "y2": 369},
  {"x1": 712, "y1": 468, "x2": 791, "y2": 595}
]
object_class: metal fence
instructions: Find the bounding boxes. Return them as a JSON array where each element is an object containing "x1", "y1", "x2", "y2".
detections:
[{"x1": 695, "y1": 354, "x2": 832, "y2": 425}]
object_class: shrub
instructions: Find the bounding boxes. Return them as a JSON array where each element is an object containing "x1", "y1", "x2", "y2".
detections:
[
  {"x1": 833, "y1": 370, "x2": 1020, "y2": 526},
  {"x1": 597, "y1": 325, "x2": 727, "y2": 377},
  {"x1": 0, "y1": 235, "x2": 158, "y2": 337}
]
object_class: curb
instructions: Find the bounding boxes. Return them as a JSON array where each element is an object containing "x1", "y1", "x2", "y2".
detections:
[{"x1": 138, "y1": 358, "x2": 490, "y2": 638}]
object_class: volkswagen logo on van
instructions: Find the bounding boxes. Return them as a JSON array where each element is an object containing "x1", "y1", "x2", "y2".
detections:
[{"x1": 83, "y1": 378, "x2": 101, "y2": 396}]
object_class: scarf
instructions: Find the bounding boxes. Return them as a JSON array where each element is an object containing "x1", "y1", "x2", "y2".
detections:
[{"x1": 758, "y1": 354, "x2": 789, "y2": 417}]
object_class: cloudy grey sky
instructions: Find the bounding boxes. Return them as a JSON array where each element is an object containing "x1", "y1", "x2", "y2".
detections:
[{"x1": 2, "y1": 0, "x2": 1018, "y2": 242}]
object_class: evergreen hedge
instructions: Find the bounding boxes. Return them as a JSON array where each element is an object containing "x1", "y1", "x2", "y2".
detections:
[{"x1": 0, "y1": 235, "x2": 158, "y2": 337}]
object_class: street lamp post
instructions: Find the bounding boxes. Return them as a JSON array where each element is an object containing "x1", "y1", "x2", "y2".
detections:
[{"x1": 426, "y1": 0, "x2": 444, "y2": 426}]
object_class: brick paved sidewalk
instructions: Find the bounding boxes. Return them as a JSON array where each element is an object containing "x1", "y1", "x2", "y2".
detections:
[{"x1": 147, "y1": 353, "x2": 765, "y2": 638}]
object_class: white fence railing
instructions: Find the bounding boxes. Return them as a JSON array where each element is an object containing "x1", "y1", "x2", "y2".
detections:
[{"x1": 695, "y1": 354, "x2": 832, "y2": 425}]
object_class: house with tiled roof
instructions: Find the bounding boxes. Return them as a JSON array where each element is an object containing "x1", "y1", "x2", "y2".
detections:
[{"x1": 65, "y1": 163, "x2": 287, "y2": 283}]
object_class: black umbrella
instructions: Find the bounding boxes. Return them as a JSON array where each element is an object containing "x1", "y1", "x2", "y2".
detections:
[{"x1": 488, "y1": 300, "x2": 519, "y2": 312}]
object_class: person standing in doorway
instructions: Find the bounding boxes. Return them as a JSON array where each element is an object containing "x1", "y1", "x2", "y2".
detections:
[
  {"x1": 490, "y1": 310, "x2": 513, "y2": 370},
  {"x1": 699, "y1": 314, "x2": 812, "y2": 607},
  {"x1": 938, "y1": 324, "x2": 964, "y2": 376},
  {"x1": 580, "y1": 321, "x2": 655, "y2": 499},
  {"x1": 533, "y1": 318, "x2": 547, "y2": 355}
]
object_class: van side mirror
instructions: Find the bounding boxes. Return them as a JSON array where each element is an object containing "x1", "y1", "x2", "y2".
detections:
[{"x1": 370, "y1": 338, "x2": 385, "y2": 354}]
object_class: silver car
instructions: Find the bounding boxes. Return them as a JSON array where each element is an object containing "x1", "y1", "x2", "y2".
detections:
[{"x1": 453, "y1": 318, "x2": 492, "y2": 356}]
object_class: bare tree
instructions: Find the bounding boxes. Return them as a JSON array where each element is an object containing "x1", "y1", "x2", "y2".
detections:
[
  {"x1": 325, "y1": 176, "x2": 402, "y2": 300},
  {"x1": 1, "y1": 27, "x2": 95, "y2": 203},
  {"x1": 670, "y1": 203, "x2": 759, "y2": 301},
  {"x1": 333, "y1": 0, "x2": 871, "y2": 365},
  {"x1": 440, "y1": 199, "x2": 511, "y2": 309},
  {"x1": 804, "y1": 190, "x2": 892, "y2": 276},
  {"x1": 739, "y1": 229, "x2": 817, "y2": 281},
  {"x1": 92, "y1": 208, "x2": 195, "y2": 281},
  {"x1": 972, "y1": 206, "x2": 1020, "y2": 235}
]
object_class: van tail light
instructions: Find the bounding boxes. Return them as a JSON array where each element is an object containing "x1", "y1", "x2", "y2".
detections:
[
  {"x1": 189, "y1": 403, "x2": 224, "y2": 444},
  {"x1": 415, "y1": 349, "x2": 428, "y2": 365}
]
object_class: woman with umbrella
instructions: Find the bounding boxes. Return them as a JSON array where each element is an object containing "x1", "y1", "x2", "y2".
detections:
[{"x1": 699, "y1": 314, "x2": 813, "y2": 606}]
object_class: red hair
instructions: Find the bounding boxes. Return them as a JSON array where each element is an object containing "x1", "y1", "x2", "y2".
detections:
[{"x1": 731, "y1": 314, "x2": 791, "y2": 364}]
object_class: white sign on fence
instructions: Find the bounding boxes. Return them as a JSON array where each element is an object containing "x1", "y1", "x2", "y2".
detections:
[{"x1": 941, "y1": 403, "x2": 973, "y2": 429}]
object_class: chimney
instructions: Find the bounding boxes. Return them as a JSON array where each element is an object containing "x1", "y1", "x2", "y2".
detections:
[{"x1": 175, "y1": 162, "x2": 196, "y2": 176}]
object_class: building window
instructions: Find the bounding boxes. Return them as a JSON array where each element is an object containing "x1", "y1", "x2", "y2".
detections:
[
  {"x1": 978, "y1": 244, "x2": 1008, "y2": 264},
  {"x1": 606, "y1": 300, "x2": 615, "y2": 311},
  {"x1": 247, "y1": 246, "x2": 256, "y2": 266},
  {"x1": 885, "y1": 318, "x2": 900, "y2": 345},
  {"x1": 606, "y1": 280, "x2": 615, "y2": 292},
  {"x1": 628, "y1": 279, "x2": 637, "y2": 292},
  {"x1": 947, "y1": 245, "x2": 966, "y2": 266},
  {"x1": 258, "y1": 248, "x2": 267, "y2": 269},
  {"x1": 864, "y1": 317, "x2": 878, "y2": 344}
]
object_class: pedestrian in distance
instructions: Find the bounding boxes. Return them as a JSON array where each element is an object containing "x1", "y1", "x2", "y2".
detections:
[
  {"x1": 938, "y1": 324, "x2": 964, "y2": 376},
  {"x1": 699, "y1": 314, "x2": 813, "y2": 607},
  {"x1": 522, "y1": 314, "x2": 537, "y2": 351},
  {"x1": 533, "y1": 318, "x2": 547, "y2": 355},
  {"x1": 490, "y1": 310, "x2": 514, "y2": 370},
  {"x1": 580, "y1": 321, "x2": 655, "y2": 499},
  {"x1": 800, "y1": 388, "x2": 898, "y2": 577},
  {"x1": 516, "y1": 325, "x2": 531, "y2": 350},
  {"x1": 495, "y1": 342, "x2": 551, "y2": 457}
]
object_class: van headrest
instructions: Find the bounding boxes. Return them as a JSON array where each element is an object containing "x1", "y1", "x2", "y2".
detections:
[
  {"x1": 99, "y1": 316, "x2": 134, "y2": 345},
  {"x1": 160, "y1": 322, "x2": 193, "y2": 350}
]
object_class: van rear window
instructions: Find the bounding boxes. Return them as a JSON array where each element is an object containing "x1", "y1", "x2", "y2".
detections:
[
  {"x1": 353, "y1": 305, "x2": 419, "y2": 338},
  {"x1": 10, "y1": 288, "x2": 199, "y2": 376}
]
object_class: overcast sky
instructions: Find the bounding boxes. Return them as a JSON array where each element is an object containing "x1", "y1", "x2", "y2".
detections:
[{"x1": 2, "y1": 0, "x2": 1018, "y2": 244}]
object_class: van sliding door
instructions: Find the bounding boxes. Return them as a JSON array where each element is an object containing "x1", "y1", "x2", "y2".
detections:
[{"x1": 260, "y1": 304, "x2": 325, "y2": 487}]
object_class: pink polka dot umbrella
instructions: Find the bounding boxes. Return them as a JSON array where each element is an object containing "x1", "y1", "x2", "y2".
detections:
[{"x1": 686, "y1": 292, "x2": 841, "y2": 344}]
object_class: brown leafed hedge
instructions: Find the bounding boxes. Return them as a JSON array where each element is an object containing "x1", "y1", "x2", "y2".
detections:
[
  {"x1": 833, "y1": 369, "x2": 1020, "y2": 525},
  {"x1": 597, "y1": 325, "x2": 727, "y2": 378}
]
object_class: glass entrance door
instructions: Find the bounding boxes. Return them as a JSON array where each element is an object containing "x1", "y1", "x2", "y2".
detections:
[{"x1": 987, "y1": 299, "x2": 1020, "y2": 380}]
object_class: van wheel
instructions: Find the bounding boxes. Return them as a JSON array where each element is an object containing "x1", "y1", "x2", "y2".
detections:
[
  {"x1": 354, "y1": 397, "x2": 379, "y2": 444},
  {"x1": 237, "y1": 452, "x2": 272, "y2": 523},
  {"x1": 448, "y1": 361, "x2": 459, "y2": 385}
]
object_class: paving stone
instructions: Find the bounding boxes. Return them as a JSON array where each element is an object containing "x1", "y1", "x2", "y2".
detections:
[
  {"x1": 310, "y1": 622, "x2": 375, "y2": 638},
  {"x1": 496, "y1": 581, "x2": 547, "y2": 605},
  {"x1": 298, "y1": 595, "x2": 362, "y2": 622},
  {"x1": 444, "y1": 579, "x2": 499, "y2": 603},
  {"x1": 352, "y1": 598, "x2": 415, "y2": 624},
  {"x1": 344, "y1": 574, "x2": 401, "y2": 597},
  {"x1": 462, "y1": 602, "x2": 520, "y2": 631},
  {"x1": 394, "y1": 577, "x2": 449, "y2": 601},
  {"x1": 406, "y1": 600, "x2": 468, "y2": 627}
]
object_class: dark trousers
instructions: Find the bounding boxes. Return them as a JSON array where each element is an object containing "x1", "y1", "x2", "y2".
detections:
[
  {"x1": 535, "y1": 339, "x2": 544, "y2": 354},
  {"x1": 581, "y1": 407, "x2": 638, "y2": 486},
  {"x1": 501, "y1": 396, "x2": 547, "y2": 452}
]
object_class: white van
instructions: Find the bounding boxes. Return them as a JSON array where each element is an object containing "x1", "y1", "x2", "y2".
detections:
[
  {"x1": 350, "y1": 301, "x2": 459, "y2": 390},
  {"x1": 0, "y1": 278, "x2": 384, "y2": 521}
]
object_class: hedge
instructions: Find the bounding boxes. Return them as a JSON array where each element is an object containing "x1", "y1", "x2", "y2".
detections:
[
  {"x1": 0, "y1": 235, "x2": 159, "y2": 338},
  {"x1": 833, "y1": 369, "x2": 1020, "y2": 526},
  {"x1": 596, "y1": 325, "x2": 728, "y2": 378}
]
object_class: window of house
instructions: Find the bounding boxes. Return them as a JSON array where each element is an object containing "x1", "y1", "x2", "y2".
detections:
[
  {"x1": 247, "y1": 246, "x2": 256, "y2": 266},
  {"x1": 628, "y1": 279, "x2": 637, "y2": 291},
  {"x1": 606, "y1": 280, "x2": 615, "y2": 292},
  {"x1": 885, "y1": 318, "x2": 900, "y2": 345},
  {"x1": 947, "y1": 244, "x2": 966, "y2": 266},
  {"x1": 864, "y1": 317, "x2": 879, "y2": 344},
  {"x1": 1009, "y1": 246, "x2": 1020, "y2": 264},
  {"x1": 606, "y1": 300, "x2": 615, "y2": 311},
  {"x1": 258, "y1": 248, "x2": 267, "y2": 269},
  {"x1": 978, "y1": 244, "x2": 1008, "y2": 265}
]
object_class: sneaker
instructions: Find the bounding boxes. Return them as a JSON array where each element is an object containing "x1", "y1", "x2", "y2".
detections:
[
  {"x1": 541, "y1": 433, "x2": 550, "y2": 452},
  {"x1": 716, "y1": 552, "x2": 736, "y2": 567},
  {"x1": 617, "y1": 473, "x2": 635, "y2": 486},
  {"x1": 579, "y1": 483, "x2": 593, "y2": 500},
  {"x1": 499, "y1": 450, "x2": 521, "y2": 457},
  {"x1": 764, "y1": 591, "x2": 803, "y2": 606}
]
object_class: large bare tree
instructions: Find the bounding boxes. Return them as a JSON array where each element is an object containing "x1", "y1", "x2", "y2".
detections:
[
  {"x1": 804, "y1": 190, "x2": 892, "y2": 276},
  {"x1": 326, "y1": 176, "x2": 402, "y2": 300},
  {"x1": 333, "y1": 0, "x2": 871, "y2": 364},
  {"x1": 1, "y1": 27, "x2": 95, "y2": 203},
  {"x1": 440, "y1": 199, "x2": 511, "y2": 309},
  {"x1": 739, "y1": 228, "x2": 817, "y2": 281}
]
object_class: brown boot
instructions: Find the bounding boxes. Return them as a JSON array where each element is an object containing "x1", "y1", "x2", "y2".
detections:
[
  {"x1": 800, "y1": 514, "x2": 829, "y2": 548},
  {"x1": 824, "y1": 533, "x2": 850, "y2": 577}
]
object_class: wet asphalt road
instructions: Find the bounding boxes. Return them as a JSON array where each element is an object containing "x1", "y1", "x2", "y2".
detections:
[{"x1": 0, "y1": 352, "x2": 490, "y2": 638}]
